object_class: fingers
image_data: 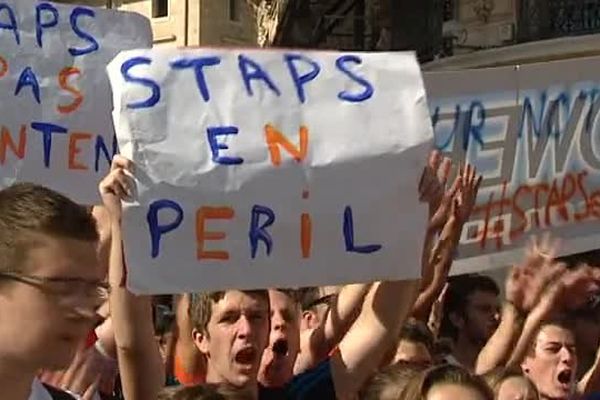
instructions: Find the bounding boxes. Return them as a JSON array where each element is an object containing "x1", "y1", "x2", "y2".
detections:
[
  {"x1": 419, "y1": 172, "x2": 437, "y2": 202},
  {"x1": 428, "y1": 150, "x2": 441, "y2": 170},
  {"x1": 99, "y1": 167, "x2": 135, "y2": 201},
  {"x1": 447, "y1": 174, "x2": 463, "y2": 200},
  {"x1": 474, "y1": 174, "x2": 483, "y2": 195},
  {"x1": 59, "y1": 346, "x2": 86, "y2": 391},
  {"x1": 545, "y1": 262, "x2": 567, "y2": 285},
  {"x1": 110, "y1": 154, "x2": 134, "y2": 173},
  {"x1": 439, "y1": 157, "x2": 452, "y2": 186},
  {"x1": 81, "y1": 376, "x2": 101, "y2": 400},
  {"x1": 40, "y1": 371, "x2": 64, "y2": 387}
]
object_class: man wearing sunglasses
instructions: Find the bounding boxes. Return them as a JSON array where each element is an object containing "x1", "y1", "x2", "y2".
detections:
[{"x1": 0, "y1": 183, "x2": 105, "y2": 400}]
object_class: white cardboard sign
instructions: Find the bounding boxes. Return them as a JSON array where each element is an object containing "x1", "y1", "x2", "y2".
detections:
[
  {"x1": 0, "y1": 0, "x2": 152, "y2": 204},
  {"x1": 108, "y1": 49, "x2": 433, "y2": 293}
]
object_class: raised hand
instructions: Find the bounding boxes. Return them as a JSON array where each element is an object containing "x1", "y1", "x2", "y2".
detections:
[
  {"x1": 428, "y1": 171, "x2": 461, "y2": 232},
  {"x1": 454, "y1": 163, "x2": 482, "y2": 225},
  {"x1": 536, "y1": 263, "x2": 600, "y2": 319},
  {"x1": 40, "y1": 343, "x2": 117, "y2": 399},
  {"x1": 505, "y1": 235, "x2": 565, "y2": 313},
  {"x1": 419, "y1": 150, "x2": 448, "y2": 211},
  {"x1": 98, "y1": 155, "x2": 135, "y2": 223}
]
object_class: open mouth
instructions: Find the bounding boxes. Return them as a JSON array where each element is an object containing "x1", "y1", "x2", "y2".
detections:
[
  {"x1": 557, "y1": 369, "x2": 573, "y2": 387},
  {"x1": 272, "y1": 339, "x2": 289, "y2": 357},
  {"x1": 235, "y1": 347, "x2": 257, "y2": 366}
]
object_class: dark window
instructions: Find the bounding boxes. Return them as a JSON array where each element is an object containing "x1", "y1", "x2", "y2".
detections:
[
  {"x1": 229, "y1": 0, "x2": 241, "y2": 21},
  {"x1": 443, "y1": 0, "x2": 456, "y2": 21},
  {"x1": 152, "y1": 0, "x2": 168, "y2": 18}
]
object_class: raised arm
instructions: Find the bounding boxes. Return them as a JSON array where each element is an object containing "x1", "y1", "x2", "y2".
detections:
[
  {"x1": 413, "y1": 163, "x2": 481, "y2": 321},
  {"x1": 418, "y1": 150, "x2": 451, "y2": 288},
  {"x1": 99, "y1": 155, "x2": 165, "y2": 400},
  {"x1": 311, "y1": 283, "x2": 372, "y2": 358},
  {"x1": 506, "y1": 264, "x2": 596, "y2": 370},
  {"x1": 476, "y1": 236, "x2": 562, "y2": 374},
  {"x1": 330, "y1": 278, "x2": 421, "y2": 398},
  {"x1": 578, "y1": 344, "x2": 600, "y2": 396},
  {"x1": 412, "y1": 212, "x2": 458, "y2": 321},
  {"x1": 576, "y1": 269, "x2": 600, "y2": 396}
]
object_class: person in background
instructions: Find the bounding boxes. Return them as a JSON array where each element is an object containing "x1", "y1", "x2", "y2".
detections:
[
  {"x1": 558, "y1": 250, "x2": 600, "y2": 380},
  {"x1": 360, "y1": 361, "x2": 428, "y2": 400},
  {"x1": 473, "y1": 236, "x2": 600, "y2": 400},
  {"x1": 572, "y1": 301, "x2": 600, "y2": 380},
  {"x1": 482, "y1": 367, "x2": 539, "y2": 400},
  {"x1": 258, "y1": 289, "x2": 301, "y2": 388},
  {"x1": 173, "y1": 294, "x2": 207, "y2": 386},
  {"x1": 153, "y1": 295, "x2": 177, "y2": 384},
  {"x1": 158, "y1": 382, "x2": 253, "y2": 400},
  {"x1": 520, "y1": 319, "x2": 579, "y2": 400},
  {"x1": 390, "y1": 319, "x2": 434, "y2": 366},
  {"x1": 440, "y1": 274, "x2": 501, "y2": 370},
  {"x1": 294, "y1": 283, "x2": 371, "y2": 375},
  {"x1": 401, "y1": 364, "x2": 494, "y2": 400}
]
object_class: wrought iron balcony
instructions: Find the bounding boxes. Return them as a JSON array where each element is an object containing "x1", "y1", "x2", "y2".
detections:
[{"x1": 518, "y1": 0, "x2": 600, "y2": 43}]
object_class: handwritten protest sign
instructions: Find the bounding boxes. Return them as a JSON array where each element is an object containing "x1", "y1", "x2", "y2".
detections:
[
  {"x1": 108, "y1": 49, "x2": 433, "y2": 293},
  {"x1": 424, "y1": 56, "x2": 600, "y2": 274},
  {"x1": 0, "y1": 0, "x2": 152, "y2": 204}
]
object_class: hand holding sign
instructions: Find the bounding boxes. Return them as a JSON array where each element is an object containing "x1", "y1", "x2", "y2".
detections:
[{"x1": 98, "y1": 155, "x2": 135, "y2": 223}]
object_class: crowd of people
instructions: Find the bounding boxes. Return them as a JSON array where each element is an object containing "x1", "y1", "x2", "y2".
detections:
[{"x1": 3, "y1": 150, "x2": 600, "y2": 400}]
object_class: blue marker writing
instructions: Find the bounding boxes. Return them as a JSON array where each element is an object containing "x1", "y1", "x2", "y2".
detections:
[
  {"x1": 249, "y1": 205, "x2": 275, "y2": 259},
  {"x1": 69, "y1": 7, "x2": 100, "y2": 56},
  {"x1": 238, "y1": 54, "x2": 281, "y2": 97},
  {"x1": 343, "y1": 206, "x2": 382, "y2": 254},
  {"x1": 0, "y1": 4, "x2": 19, "y2": 45},
  {"x1": 35, "y1": 2, "x2": 59, "y2": 48},
  {"x1": 336, "y1": 55, "x2": 374, "y2": 103},
  {"x1": 30, "y1": 122, "x2": 68, "y2": 168},
  {"x1": 121, "y1": 57, "x2": 160, "y2": 109},
  {"x1": 284, "y1": 53, "x2": 321, "y2": 104},
  {"x1": 147, "y1": 199, "x2": 184, "y2": 258},
  {"x1": 15, "y1": 67, "x2": 41, "y2": 104},
  {"x1": 207, "y1": 126, "x2": 244, "y2": 165},
  {"x1": 171, "y1": 56, "x2": 221, "y2": 102}
]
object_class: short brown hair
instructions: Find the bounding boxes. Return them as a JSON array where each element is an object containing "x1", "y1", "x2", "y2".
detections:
[
  {"x1": 0, "y1": 183, "x2": 98, "y2": 273},
  {"x1": 482, "y1": 367, "x2": 538, "y2": 400},
  {"x1": 401, "y1": 364, "x2": 493, "y2": 400},
  {"x1": 440, "y1": 274, "x2": 499, "y2": 340},
  {"x1": 361, "y1": 361, "x2": 428, "y2": 400},
  {"x1": 158, "y1": 383, "x2": 253, "y2": 400},
  {"x1": 400, "y1": 319, "x2": 434, "y2": 350},
  {"x1": 190, "y1": 290, "x2": 269, "y2": 336},
  {"x1": 273, "y1": 288, "x2": 302, "y2": 306},
  {"x1": 527, "y1": 316, "x2": 576, "y2": 356}
]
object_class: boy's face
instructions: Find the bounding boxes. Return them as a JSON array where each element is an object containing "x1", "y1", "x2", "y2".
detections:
[
  {"x1": 258, "y1": 289, "x2": 301, "y2": 388},
  {"x1": 394, "y1": 339, "x2": 432, "y2": 366},
  {"x1": 0, "y1": 233, "x2": 101, "y2": 372},
  {"x1": 522, "y1": 324, "x2": 577, "y2": 400},
  {"x1": 196, "y1": 290, "x2": 270, "y2": 389}
]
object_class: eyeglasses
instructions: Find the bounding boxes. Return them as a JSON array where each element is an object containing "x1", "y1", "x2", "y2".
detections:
[
  {"x1": 0, "y1": 271, "x2": 109, "y2": 302},
  {"x1": 303, "y1": 294, "x2": 336, "y2": 310}
]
